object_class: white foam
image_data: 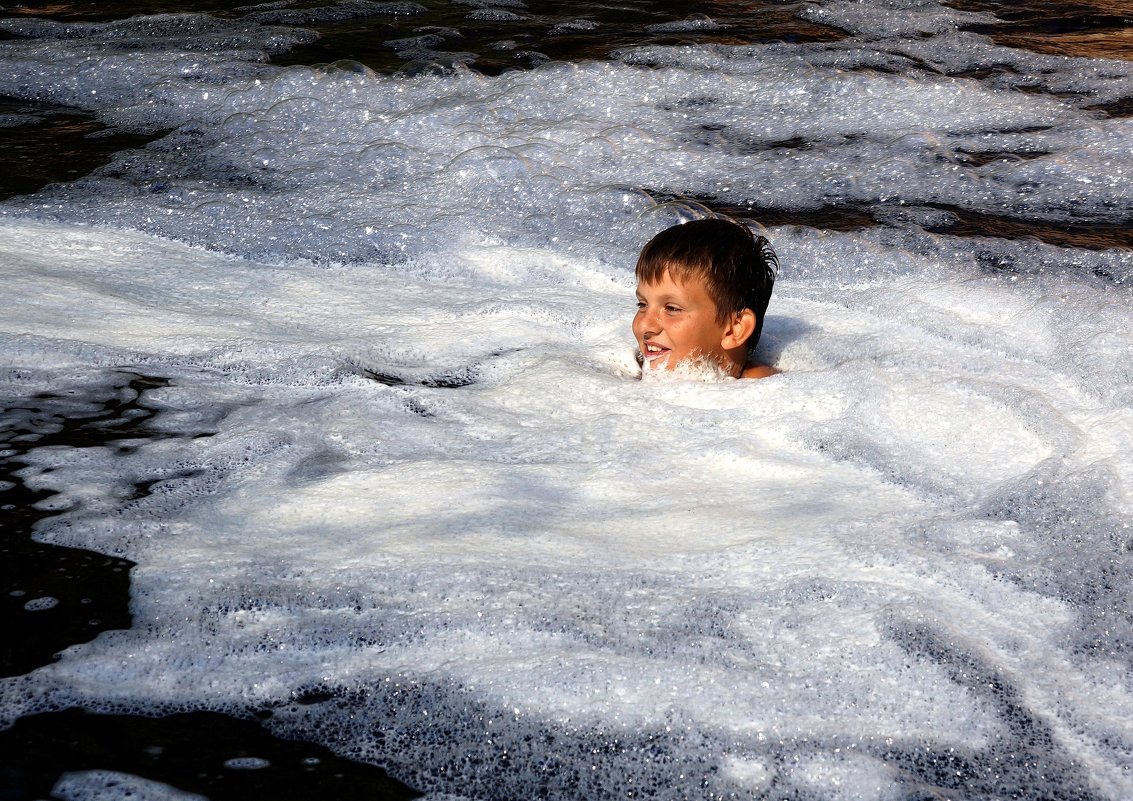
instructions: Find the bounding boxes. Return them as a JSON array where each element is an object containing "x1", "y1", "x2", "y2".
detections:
[
  {"x1": 242, "y1": 1, "x2": 427, "y2": 25},
  {"x1": 466, "y1": 9, "x2": 525, "y2": 22},
  {"x1": 3, "y1": 209, "x2": 1132, "y2": 796},
  {"x1": 23, "y1": 596, "x2": 60, "y2": 611},
  {"x1": 645, "y1": 15, "x2": 723, "y2": 34},
  {"x1": 2, "y1": 0, "x2": 1133, "y2": 798},
  {"x1": 549, "y1": 20, "x2": 599, "y2": 35},
  {"x1": 800, "y1": 0, "x2": 998, "y2": 38},
  {"x1": 222, "y1": 757, "x2": 270, "y2": 769},
  {"x1": 2, "y1": 18, "x2": 1127, "y2": 265},
  {"x1": 53, "y1": 772, "x2": 208, "y2": 801}
]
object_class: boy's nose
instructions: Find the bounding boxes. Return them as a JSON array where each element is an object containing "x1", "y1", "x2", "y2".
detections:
[{"x1": 641, "y1": 308, "x2": 663, "y2": 332}]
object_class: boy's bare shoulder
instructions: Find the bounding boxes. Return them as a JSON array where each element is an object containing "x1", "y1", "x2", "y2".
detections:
[{"x1": 741, "y1": 363, "x2": 779, "y2": 379}]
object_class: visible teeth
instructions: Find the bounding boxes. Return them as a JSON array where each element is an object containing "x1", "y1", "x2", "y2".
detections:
[{"x1": 646, "y1": 345, "x2": 664, "y2": 352}]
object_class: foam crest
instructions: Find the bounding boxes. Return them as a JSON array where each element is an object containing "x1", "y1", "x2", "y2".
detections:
[
  {"x1": 800, "y1": 0, "x2": 998, "y2": 37},
  {"x1": 645, "y1": 15, "x2": 722, "y2": 34},
  {"x1": 53, "y1": 771, "x2": 207, "y2": 801},
  {"x1": 2, "y1": 7, "x2": 1128, "y2": 268},
  {"x1": 241, "y1": 1, "x2": 426, "y2": 25}
]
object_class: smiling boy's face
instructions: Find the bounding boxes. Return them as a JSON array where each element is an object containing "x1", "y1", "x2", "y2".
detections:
[{"x1": 633, "y1": 270, "x2": 735, "y2": 373}]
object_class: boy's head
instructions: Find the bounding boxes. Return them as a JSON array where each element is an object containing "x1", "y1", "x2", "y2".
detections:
[{"x1": 633, "y1": 217, "x2": 777, "y2": 376}]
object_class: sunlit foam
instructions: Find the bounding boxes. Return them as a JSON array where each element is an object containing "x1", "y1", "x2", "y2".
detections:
[{"x1": 639, "y1": 353, "x2": 735, "y2": 382}]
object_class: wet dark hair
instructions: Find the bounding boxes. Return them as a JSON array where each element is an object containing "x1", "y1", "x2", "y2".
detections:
[{"x1": 634, "y1": 217, "x2": 779, "y2": 350}]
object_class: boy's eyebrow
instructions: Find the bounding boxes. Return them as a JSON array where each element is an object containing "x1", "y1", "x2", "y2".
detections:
[{"x1": 636, "y1": 289, "x2": 687, "y2": 303}]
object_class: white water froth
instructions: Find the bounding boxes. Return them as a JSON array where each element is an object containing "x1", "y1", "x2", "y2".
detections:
[
  {"x1": 53, "y1": 771, "x2": 208, "y2": 801},
  {"x1": 1, "y1": 2, "x2": 1132, "y2": 262},
  {"x1": 2, "y1": 0, "x2": 1133, "y2": 799}
]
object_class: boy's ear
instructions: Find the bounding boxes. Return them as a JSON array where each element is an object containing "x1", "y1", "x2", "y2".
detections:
[{"x1": 722, "y1": 309, "x2": 756, "y2": 350}]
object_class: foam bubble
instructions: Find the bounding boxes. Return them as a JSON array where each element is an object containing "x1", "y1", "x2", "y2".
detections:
[
  {"x1": 645, "y1": 15, "x2": 723, "y2": 34},
  {"x1": 223, "y1": 757, "x2": 271, "y2": 769},
  {"x1": 23, "y1": 596, "x2": 60, "y2": 611}
]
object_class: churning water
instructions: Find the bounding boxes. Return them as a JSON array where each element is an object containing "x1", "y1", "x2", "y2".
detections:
[{"x1": 1, "y1": 1, "x2": 1132, "y2": 799}]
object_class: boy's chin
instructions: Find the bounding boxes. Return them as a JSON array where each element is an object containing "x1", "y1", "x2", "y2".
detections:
[{"x1": 639, "y1": 353, "x2": 734, "y2": 383}]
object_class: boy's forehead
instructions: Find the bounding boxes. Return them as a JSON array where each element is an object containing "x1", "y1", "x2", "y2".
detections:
[{"x1": 637, "y1": 268, "x2": 712, "y2": 292}]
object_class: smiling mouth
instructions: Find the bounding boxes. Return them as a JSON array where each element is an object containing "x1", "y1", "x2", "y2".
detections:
[{"x1": 642, "y1": 343, "x2": 671, "y2": 363}]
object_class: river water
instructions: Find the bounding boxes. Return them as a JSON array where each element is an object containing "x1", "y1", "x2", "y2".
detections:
[{"x1": 1, "y1": 1, "x2": 1132, "y2": 800}]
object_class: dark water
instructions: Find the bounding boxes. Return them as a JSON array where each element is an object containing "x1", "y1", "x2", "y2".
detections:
[
  {"x1": 950, "y1": 0, "x2": 1133, "y2": 60},
  {"x1": 2, "y1": 708, "x2": 419, "y2": 801},
  {"x1": 1, "y1": 2, "x2": 1131, "y2": 800},
  {"x1": 2, "y1": 374, "x2": 181, "y2": 680},
  {"x1": 0, "y1": 371, "x2": 423, "y2": 800}
]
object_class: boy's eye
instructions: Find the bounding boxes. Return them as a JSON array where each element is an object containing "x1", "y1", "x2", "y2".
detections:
[{"x1": 665, "y1": 304, "x2": 682, "y2": 313}]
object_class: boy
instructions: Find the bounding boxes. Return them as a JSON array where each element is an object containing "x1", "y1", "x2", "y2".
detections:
[{"x1": 633, "y1": 217, "x2": 778, "y2": 379}]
